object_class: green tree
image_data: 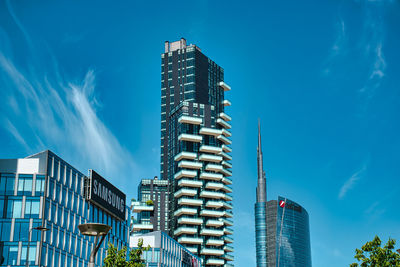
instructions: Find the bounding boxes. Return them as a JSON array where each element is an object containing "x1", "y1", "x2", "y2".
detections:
[
  {"x1": 350, "y1": 235, "x2": 400, "y2": 267},
  {"x1": 145, "y1": 199, "x2": 153, "y2": 206},
  {"x1": 103, "y1": 238, "x2": 150, "y2": 267}
]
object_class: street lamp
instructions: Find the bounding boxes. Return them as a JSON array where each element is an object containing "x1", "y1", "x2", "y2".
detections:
[
  {"x1": 26, "y1": 226, "x2": 50, "y2": 267},
  {"x1": 78, "y1": 223, "x2": 112, "y2": 267}
]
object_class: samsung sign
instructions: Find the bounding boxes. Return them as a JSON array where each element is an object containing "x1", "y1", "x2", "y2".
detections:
[{"x1": 88, "y1": 170, "x2": 126, "y2": 221}]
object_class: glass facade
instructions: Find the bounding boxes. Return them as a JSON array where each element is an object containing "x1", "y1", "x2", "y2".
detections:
[
  {"x1": 131, "y1": 231, "x2": 201, "y2": 267},
  {"x1": 0, "y1": 150, "x2": 130, "y2": 267},
  {"x1": 255, "y1": 202, "x2": 267, "y2": 267},
  {"x1": 266, "y1": 197, "x2": 312, "y2": 267}
]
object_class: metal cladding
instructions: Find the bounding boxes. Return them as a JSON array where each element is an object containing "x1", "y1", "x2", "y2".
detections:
[{"x1": 255, "y1": 120, "x2": 268, "y2": 267}]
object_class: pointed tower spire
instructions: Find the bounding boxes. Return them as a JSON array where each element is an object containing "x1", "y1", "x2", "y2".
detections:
[{"x1": 256, "y1": 119, "x2": 267, "y2": 203}]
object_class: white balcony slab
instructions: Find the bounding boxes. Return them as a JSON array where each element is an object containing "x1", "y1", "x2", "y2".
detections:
[
  {"x1": 222, "y1": 99, "x2": 231, "y2": 107},
  {"x1": 205, "y1": 182, "x2": 224, "y2": 190},
  {"x1": 174, "y1": 226, "x2": 198, "y2": 236},
  {"x1": 178, "y1": 217, "x2": 203, "y2": 225},
  {"x1": 178, "y1": 179, "x2": 203, "y2": 188},
  {"x1": 221, "y1": 185, "x2": 232, "y2": 193},
  {"x1": 199, "y1": 154, "x2": 223, "y2": 163},
  {"x1": 206, "y1": 239, "x2": 225, "y2": 246},
  {"x1": 222, "y1": 177, "x2": 232, "y2": 185},
  {"x1": 224, "y1": 210, "x2": 233, "y2": 218},
  {"x1": 224, "y1": 227, "x2": 234, "y2": 235},
  {"x1": 178, "y1": 133, "x2": 202, "y2": 142},
  {"x1": 178, "y1": 115, "x2": 202, "y2": 125},
  {"x1": 132, "y1": 224, "x2": 153, "y2": 230},
  {"x1": 199, "y1": 127, "x2": 222, "y2": 136},
  {"x1": 219, "y1": 112, "x2": 232, "y2": 121},
  {"x1": 217, "y1": 118, "x2": 231, "y2": 129},
  {"x1": 200, "y1": 228, "x2": 224, "y2": 236},
  {"x1": 206, "y1": 200, "x2": 224, "y2": 208},
  {"x1": 218, "y1": 81, "x2": 231, "y2": 91},
  {"x1": 174, "y1": 207, "x2": 197, "y2": 216},
  {"x1": 206, "y1": 258, "x2": 225, "y2": 265},
  {"x1": 217, "y1": 135, "x2": 231, "y2": 145},
  {"x1": 178, "y1": 198, "x2": 203, "y2": 206},
  {"x1": 206, "y1": 219, "x2": 224, "y2": 227},
  {"x1": 200, "y1": 190, "x2": 225, "y2": 199},
  {"x1": 199, "y1": 145, "x2": 222, "y2": 154},
  {"x1": 178, "y1": 160, "x2": 203, "y2": 169},
  {"x1": 205, "y1": 164, "x2": 223, "y2": 172},
  {"x1": 200, "y1": 172, "x2": 223, "y2": 181},
  {"x1": 174, "y1": 170, "x2": 197, "y2": 179},
  {"x1": 224, "y1": 245, "x2": 234, "y2": 252},
  {"x1": 200, "y1": 248, "x2": 224, "y2": 256},
  {"x1": 219, "y1": 152, "x2": 232, "y2": 161},
  {"x1": 223, "y1": 254, "x2": 234, "y2": 261},
  {"x1": 132, "y1": 205, "x2": 154, "y2": 212},
  {"x1": 221, "y1": 129, "x2": 232, "y2": 137},
  {"x1": 221, "y1": 161, "x2": 232, "y2": 169},
  {"x1": 174, "y1": 151, "x2": 197, "y2": 161},
  {"x1": 178, "y1": 237, "x2": 203, "y2": 244},
  {"x1": 200, "y1": 209, "x2": 224, "y2": 217},
  {"x1": 224, "y1": 236, "x2": 234, "y2": 243},
  {"x1": 221, "y1": 168, "x2": 232, "y2": 177},
  {"x1": 174, "y1": 188, "x2": 197, "y2": 198},
  {"x1": 220, "y1": 218, "x2": 233, "y2": 226},
  {"x1": 223, "y1": 202, "x2": 233, "y2": 210},
  {"x1": 222, "y1": 144, "x2": 232, "y2": 153},
  {"x1": 186, "y1": 247, "x2": 198, "y2": 254}
]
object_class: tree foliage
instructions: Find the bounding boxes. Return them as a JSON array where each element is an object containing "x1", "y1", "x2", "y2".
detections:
[
  {"x1": 103, "y1": 238, "x2": 150, "y2": 267},
  {"x1": 350, "y1": 235, "x2": 400, "y2": 267}
]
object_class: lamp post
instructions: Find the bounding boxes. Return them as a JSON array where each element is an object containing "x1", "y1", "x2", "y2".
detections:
[
  {"x1": 78, "y1": 223, "x2": 111, "y2": 267},
  {"x1": 26, "y1": 226, "x2": 50, "y2": 267}
]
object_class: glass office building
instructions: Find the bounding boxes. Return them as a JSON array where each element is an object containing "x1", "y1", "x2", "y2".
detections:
[
  {"x1": 161, "y1": 38, "x2": 234, "y2": 265},
  {"x1": 266, "y1": 197, "x2": 312, "y2": 267},
  {"x1": 130, "y1": 231, "x2": 201, "y2": 267},
  {"x1": 0, "y1": 150, "x2": 130, "y2": 267},
  {"x1": 131, "y1": 178, "x2": 169, "y2": 235}
]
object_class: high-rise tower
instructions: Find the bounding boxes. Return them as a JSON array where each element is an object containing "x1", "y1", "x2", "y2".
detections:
[
  {"x1": 161, "y1": 39, "x2": 234, "y2": 265},
  {"x1": 255, "y1": 122, "x2": 268, "y2": 267}
]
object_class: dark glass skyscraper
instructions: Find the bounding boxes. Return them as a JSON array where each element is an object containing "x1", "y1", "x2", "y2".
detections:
[
  {"x1": 266, "y1": 197, "x2": 312, "y2": 267},
  {"x1": 160, "y1": 39, "x2": 234, "y2": 266}
]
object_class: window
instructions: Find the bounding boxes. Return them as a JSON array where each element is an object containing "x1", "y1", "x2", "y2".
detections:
[
  {"x1": 25, "y1": 198, "x2": 40, "y2": 219},
  {"x1": 35, "y1": 175, "x2": 45, "y2": 195}
]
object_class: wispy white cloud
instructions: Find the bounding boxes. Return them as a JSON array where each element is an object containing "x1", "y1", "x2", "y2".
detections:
[
  {"x1": 338, "y1": 162, "x2": 367, "y2": 199},
  {"x1": 323, "y1": 16, "x2": 346, "y2": 75}
]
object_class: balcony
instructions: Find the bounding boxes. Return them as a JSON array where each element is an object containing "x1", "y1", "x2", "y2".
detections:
[
  {"x1": 178, "y1": 160, "x2": 203, "y2": 169},
  {"x1": 178, "y1": 115, "x2": 202, "y2": 125},
  {"x1": 199, "y1": 145, "x2": 222, "y2": 154},
  {"x1": 222, "y1": 99, "x2": 231, "y2": 107},
  {"x1": 219, "y1": 151, "x2": 232, "y2": 161},
  {"x1": 206, "y1": 239, "x2": 225, "y2": 246},
  {"x1": 178, "y1": 237, "x2": 203, "y2": 244},
  {"x1": 174, "y1": 151, "x2": 197, "y2": 161},
  {"x1": 174, "y1": 170, "x2": 197, "y2": 179},
  {"x1": 178, "y1": 133, "x2": 202, "y2": 143},
  {"x1": 174, "y1": 226, "x2": 198, "y2": 236},
  {"x1": 200, "y1": 209, "x2": 224, "y2": 217},
  {"x1": 185, "y1": 247, "x2": 198, "y2": 254},
  {"x1": 205, "y1": 182, "x2": 224, "y2": 190},
  {"x1": 224, "y1": 227, "x2": 234, "y2": 235},
  {"x1": 199, "y1": 154, "x2": 223, "y2": 163},
  {"x1": 218, "y1": 81, "x2": 231, "y2": 91},
  {"x1": 178, "y1": 179, "x2": 203, "y2": 188},
  {"x1": 221, "y1": 129, "x2": 232, "y2": 137},
  {"x1": 200, "y1": 190, "x2": 225, "y2": 199},
  {"x1": 174, "y1": 188, "x2": 197, "y2": 198},
  {"x1": 221, "y1": 185, "x2": 232, "y2": 193},
  {"x1": 224, "y1": 264, "x2": 234, "y2": 267},
  {"x1": 221, "y1": 160, "x2": 232, "y2": 169},
  {"x1": 200, "y1": 228, "x2": 224, "y2": 236},
  {"x1": 174, "y1": 207, "x2": 197, "y2": 216},
  {"x1": 206, "y1": 219, "x2": 224, "y2": 227},
  {"x1": 223, "y1": 201, "x2": 233, "y2": 210},
  {"x1": 178, "y1": 198, "x2": 203, "y2": 206},
  {"x1": 221, "y1": 168, "x2": 232, "y2": 177},
  {"x1": 224, "y1": 210, "x2": 233, "y2": 218},
  {"x1": 200, "y1": 172, "x2": 223, "y2": 181},
  {"x1": 219, "y1": 112, "x2": 232, "y2": 121},
  {"x1": 222, "y1": 177, "x2": 232, "y2": 185},
  {"x1": 206, "y1": 258, "x2": 225, "y2": 265},
  {"x1": 205, "y1": 164, "x2": 223, "y2": 172},
  {"x1": 200, "y1": 248, "x2": 224, "y2": 256},
  {"x1": 178, "y1": 217, "x2": 203, "y2": 225},
  {"x1": 224, "y1": 245, "x2": 234, "y2": 252},
  {"x1": 199, "y1": 127, "x2": 222, "y2": 136},
  {"x1": 132, "y1": 224, "x2": 153, "y2": 231},
  {"x1": 205, "y1": 200, "x2": 224, "y2": 208},
  {"x1": 222, "y1": 144, "x2": 232, "y2": 153},
  {"x1": 223, "y1": 254, "x2": 234, "y2": 261},
  {"x1": 132, "y1": 204, "x2": 154, "y2": 212},
  {"x1": 217, "y1": 135, "x2": 231, "y2": 145},
  {"x1": 224, "y1": 194, "x2": 233, "y2": 201},
  {"x1": 217, "y1": 118, "x2": 231, "y2": 129},
  {"x1": 224, "y1": 236, "x2": 234, "y2": 243},
  {"x1": 221, "y1": 218, "x2": 233, "y2": 226}
]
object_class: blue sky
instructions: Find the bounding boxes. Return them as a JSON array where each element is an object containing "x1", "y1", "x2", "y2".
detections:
[{"x1": 1, "y1": 0, "x2": 400, "y2": 266}]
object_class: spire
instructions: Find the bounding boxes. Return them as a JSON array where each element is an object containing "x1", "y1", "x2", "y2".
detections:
[{"x1": 256, "y1": 119, "x2": 267, "y2": 203}]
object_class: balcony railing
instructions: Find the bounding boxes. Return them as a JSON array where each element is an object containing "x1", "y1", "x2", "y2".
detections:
[
  {"x1": 206, "y1": 219, "x2": 224, "y2": 227},
  {"x1": 200, "y1": 248, "x2": 224, "y2": 256},
  {"x1": 178, "y1": 115, "x2": 202, "y2": 125},
  {"x1": 199, "y1": 127, "x2": 222, "y2": 136},
  {"x1": 218, "y1": 81, "x2": 231, "y2": 91},
  {"x1": 178, "y1": 198, "x2": 203, "y2": 206},
  {"x1": 174, "y1": 188, "x2": 197, "y2": 198},
  {"x1": 174, "y1": 151, "x2": 197, "y2": 161},
  {"x1": 199, "y1": 145, "x2": 222, "y2": 154},
  {"x1": 205, "y1": 164, "x2": 223, "y2": 172},
  {"x1": 199, "y1": 154, "x2": 223, "y2": 163},
  {"x1": 222, "y1": 99, "x2": 231, "y2": 107},
  {"x1": 174, "y1": 226, "x2": 198, "y2": 236},
  {"x1": 178, "y1": 217, "x2": 203, "y2": 225},
  {"x1": 174, "y1": 170, "x2": 197, "y2": 179},
  {"x1": 200, "y1": 209, "x2": 225, "y2": 217},
  {"x1": 219, "y1": 112, "x2": 232, "y2": 121},
  {"x1": 217, "y1": 118, "x2": 231, "y2": 129},
  {"x1": 205, "y1": 182, "x2": 224, "y2": 190},
  {"x1": 178, "y1": 179, "x2": 203, "y2": 188},
  {"x1": 206, "y1": 239, "x2": 225, "y2": 246},
  {"x1": 178, "y1": 133, "x2": 202, "y2": 142},
  {"x1": 178, "y1": 160, "x2": 203, "y2": 169},
  {"x1": 200, "y1": 228, "x2": 224, "y2": 236},
  {"x1": 205, "y1": 200, "x2": 224, "y2": 208},
  {"x1": 199, "y1": 172, "x2": 223, "y2": 181},
  {"x1": 178, "y1": 237, "x2": 203, "y2": 244},
  {"x1": 174, "y1": 207, "x2": 197, "y2": 216},
  {"x1": 200, "y1": 190, "x2": 225, "y2": 199}
]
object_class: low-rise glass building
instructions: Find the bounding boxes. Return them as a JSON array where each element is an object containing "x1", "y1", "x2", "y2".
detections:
[
  {"x1": 130, "y1": 231, "x2": 201, "y2": 267},
  {"x1": 0, "y1": 150, "x2": 130, "y2": 267}
]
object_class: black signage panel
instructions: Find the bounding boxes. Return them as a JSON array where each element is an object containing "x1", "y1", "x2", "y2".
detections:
[{"x1": 88, "y1": 170, "x2": 126, "y2": 221}]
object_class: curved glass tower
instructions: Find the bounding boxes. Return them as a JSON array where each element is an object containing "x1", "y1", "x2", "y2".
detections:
[{"x1": 255, "y1": 122, "x2": 268, "y2": 267}]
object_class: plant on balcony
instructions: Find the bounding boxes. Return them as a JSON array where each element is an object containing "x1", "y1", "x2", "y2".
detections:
[{"x1": 145, "y1": 199, "x2": 154, "y2": 206}]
